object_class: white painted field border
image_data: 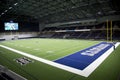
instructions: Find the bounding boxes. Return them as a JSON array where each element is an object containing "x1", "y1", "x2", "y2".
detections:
[
  {"x1": 83, "y1": 42, "x2": 120, "y2": 77},
  {"x1": 0, "y1": 43, "x2": 119, "y2": 77}
]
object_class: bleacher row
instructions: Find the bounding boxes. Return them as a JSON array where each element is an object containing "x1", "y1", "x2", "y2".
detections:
[
  {"x1": 0, "y1": 22, "x2": 119, "y2": 41},
  {"x1": 40, "y1": 24, "x2": 120, "y2": 40}
]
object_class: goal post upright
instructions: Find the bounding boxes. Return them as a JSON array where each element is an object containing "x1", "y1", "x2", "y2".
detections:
[
  {"x1": 106, "y1": 20, "x2": 109, "y2": 42},
  {"x1": 106, "y1": 20, "x2": 113, "y2": 43},
  {"x1": 110, "y1": 20, "x2": 113, "y2": 42}
]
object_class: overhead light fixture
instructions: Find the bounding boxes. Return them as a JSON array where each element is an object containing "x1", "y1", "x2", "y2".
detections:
[
  {"x1": 97, "y1": 11, "x2": 102, "y2": 15},
  {"x1": 1, "y1": 13, "x2": 4, "y2": 15},
  {"x1": 72, "y1": 6, "x2": 75, "y2": 8},
  {"x1": 9, "y1": 7, "x2": 12, "y2": 9},
  {"x1": 0, "y1": 2, "x2": 19, "y2": 17},
  {"x1": 14, "y1": 3, "x2": 18, "y2": 6},
  {"x1": 5, "y1": 10, "x2": 8, "y2": 12}
]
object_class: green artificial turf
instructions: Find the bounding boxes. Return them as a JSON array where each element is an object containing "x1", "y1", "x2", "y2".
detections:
[
  {"x1": 0, "y1": 38, "x2": 120, "y2": 80},
  {"x1": 0, "y1": 38, "x2": 100, "y2": 60}
]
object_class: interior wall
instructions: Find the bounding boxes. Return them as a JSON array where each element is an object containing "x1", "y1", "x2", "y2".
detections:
[{"x1": 0, "y1": 32, "x2": 38, "y2": 40}]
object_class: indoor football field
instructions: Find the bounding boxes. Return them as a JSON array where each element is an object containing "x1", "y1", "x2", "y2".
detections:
[{"x1": 0, "y1": 38, "x2": 120, "y2": 80}]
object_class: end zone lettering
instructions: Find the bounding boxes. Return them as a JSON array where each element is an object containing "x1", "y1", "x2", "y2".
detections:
[{"x1": 81, "y1": 44, "x2": 110, "y2": 56}]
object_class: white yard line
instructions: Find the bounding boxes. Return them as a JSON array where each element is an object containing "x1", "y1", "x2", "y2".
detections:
[
  {"x1": 26, "y1": 47, "x2": 31, "y2": 48},
  {"x1": 0, "y1": 43, "x2": 119, "y2": 77},
  {"x1": 34, "y1": 49, "x2": 40, "y2": 51}
]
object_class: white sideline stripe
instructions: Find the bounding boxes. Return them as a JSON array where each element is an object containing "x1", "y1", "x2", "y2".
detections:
[
  {"x1": 0, "y1": 43, "x2": 119, "y2": 77},
  {"x1": 83, "y1": 42, "x2": 120, "y2": 77},
  {"x1": 0, "y1": 45, "x2": 84, "y2": 76}
]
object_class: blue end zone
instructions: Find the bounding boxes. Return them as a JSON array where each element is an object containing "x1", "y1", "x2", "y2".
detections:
[{"x1": 54, "y1": 42, "x2": 113, "y2": 70}]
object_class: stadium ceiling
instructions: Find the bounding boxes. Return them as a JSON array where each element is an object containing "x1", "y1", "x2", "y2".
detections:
[{"x1": 0, "y1": 0, "x2": 120, "y2": 23}]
